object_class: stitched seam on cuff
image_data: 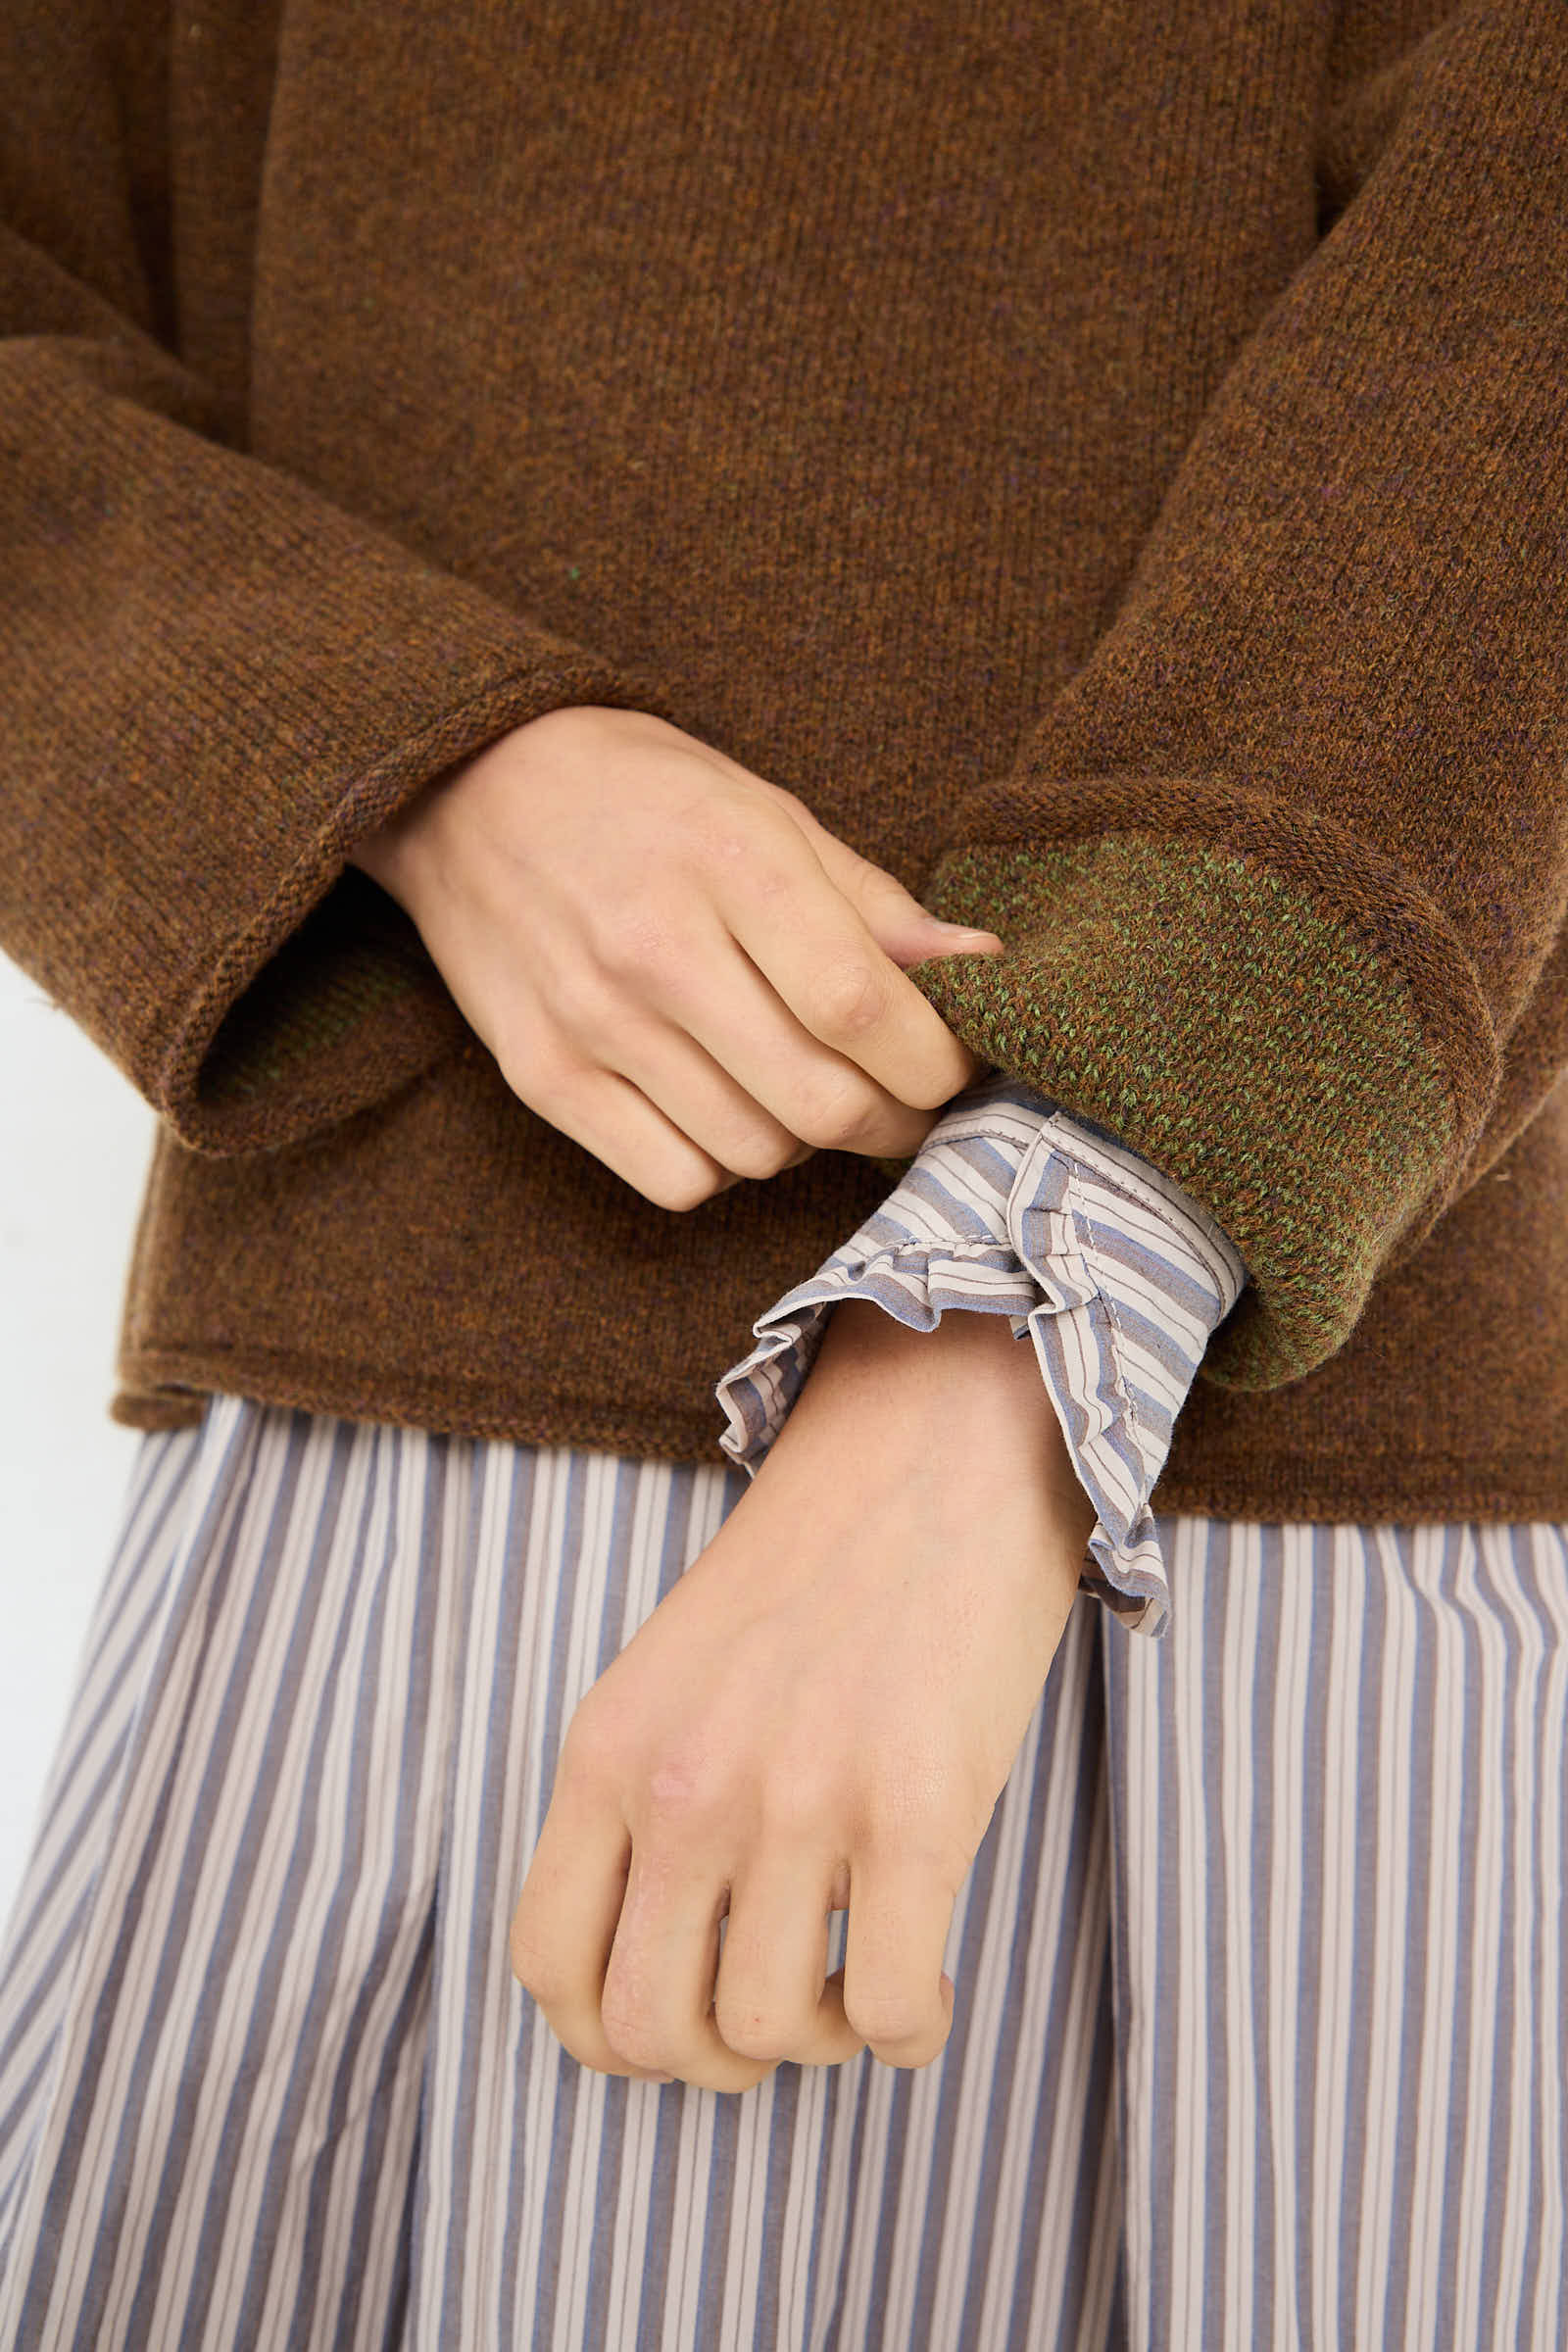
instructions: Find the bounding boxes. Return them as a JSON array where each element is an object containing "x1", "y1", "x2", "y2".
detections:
[{"x1": 1060, "y1": 1155, "x2": 1151, "y2": 1466}]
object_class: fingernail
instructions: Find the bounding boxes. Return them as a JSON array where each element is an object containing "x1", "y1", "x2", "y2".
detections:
[{"x1": 928, "y1": 922, "x2": 1003, "y2": 948}]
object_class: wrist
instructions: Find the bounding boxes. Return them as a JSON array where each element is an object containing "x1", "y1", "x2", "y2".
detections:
[
  {"x1": 345, "y1": 802, "x2": 422, "y2": 909},
  {"x1": 344, "y1": 817, "x2": 409, "y2": 901},
  {"x1": 801, "y1": 1298, "x2": 1099, "y2": 1551},
  {"x1": 344, "y1": 756, "x2": 470, "y2": 912},
  {"x1": 343, "y1": 705, "x2": 600, "y2": 910}
]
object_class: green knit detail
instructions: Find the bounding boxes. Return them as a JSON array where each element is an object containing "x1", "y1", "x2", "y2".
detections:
[
  {"x1": 203, "y1": 951, "x2": 419, "y2": 1102},
  {"x1": 180, "y1": 875, "x2": 456, "y2": 1147},
  {"x1": 908, "y1": 835, "x2": 1459, "y2": 1388}
]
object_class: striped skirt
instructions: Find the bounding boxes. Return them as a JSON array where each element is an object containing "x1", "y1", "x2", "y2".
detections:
[{"x1": 0, "y1": 1394, "x2": 1564, "y2": 2349}]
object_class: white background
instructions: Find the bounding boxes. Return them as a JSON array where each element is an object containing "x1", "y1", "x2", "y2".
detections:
[{"x1": 0, "y1": 949, "x2": 157, "y2": 1925}]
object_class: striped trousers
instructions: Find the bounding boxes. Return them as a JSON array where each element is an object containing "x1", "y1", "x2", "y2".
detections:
[{"x1": 0, "y1": 1394, "x2": 1565, "y2": 2349}]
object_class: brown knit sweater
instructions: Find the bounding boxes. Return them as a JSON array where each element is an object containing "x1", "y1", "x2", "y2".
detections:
[{"x1": 3, "y1": 0, "x2": 1565, "y2": 1524}]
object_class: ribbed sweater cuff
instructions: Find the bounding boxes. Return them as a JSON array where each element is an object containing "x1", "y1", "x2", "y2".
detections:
[{"x1": 904, "y1": 788, "x2": 1497, "y2": 1389}]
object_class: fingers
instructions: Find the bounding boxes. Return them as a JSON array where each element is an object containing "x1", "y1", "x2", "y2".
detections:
[
  {"x1": 611, "y1": 940, "x2": 942, "y2": 1167},
  {"x1": 711, "y1": 1860, "x2": 866, "y2": 2069},
  {"x1": 594, "y1": 1011, "x2": 821, "y2": 1181},
  {"x1": 527, "y1": 906, "x2": 955, "y2": 1177},
  {"x1": 513, "y1": 1783, "x2": 939, "y2": 2087},
  {"x1": 594, "y1": 1843, "x2": 951, "y2": 2082},
  {"x1": 840, "y1": 1856, "x2": 957, "y2": 2070},
  {"x1": 503, "y1": 915, "x2": 930, "y2": 1200},
  {"x1": 770, "y1": 791, "x2": 1004, "y2": 971},
  {"x1": 597, "y1": 1855, "x2": 774, "y2": 2096},
  {"x1": 530, "y1": 1064, "x2": 743, "y2": 1213},
  {"x1": 509, "y1": 1789, "x2": 670, "y2": 2082},
  {"x1": 701, "y1": 821, "x2": 1001, "y2": 1114}
]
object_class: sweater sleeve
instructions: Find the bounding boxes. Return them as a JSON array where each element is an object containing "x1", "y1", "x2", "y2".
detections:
[
  {"x1": 714, "y1": 1077, "x2": 1248, "y2": 1640},
  {"x1": 895, "y1": 0, "x2": 1568, "y2": 1393},
  {"x1": 0, "y1": 0, "x2": 676, "y2": 1158}
]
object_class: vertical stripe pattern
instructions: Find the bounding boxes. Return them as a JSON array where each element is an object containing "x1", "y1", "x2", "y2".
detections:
[
  {"x1": 1, "y1": 1403, "x2": 1565, "y2": 2345},
  {"x1": 1103, "y1": 1512, "x2": 1568, "y2": 2352},
  {"x1": 0, "y1": 1398, "x2": 1116, "y2": 2351}
]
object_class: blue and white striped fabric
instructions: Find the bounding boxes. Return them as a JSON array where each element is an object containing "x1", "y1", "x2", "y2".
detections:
[
  {"x1": 1, "y1": 1101, "x2": 1565, "y2": 2349},
  {"x1": 716, "y1": 1076, "x2": 1250, "y2": 1638}
]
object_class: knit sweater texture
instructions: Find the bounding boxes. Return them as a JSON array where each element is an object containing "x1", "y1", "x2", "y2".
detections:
[{"x1": 3, "y1": 0, "x2": 1566, "y2": 1522}]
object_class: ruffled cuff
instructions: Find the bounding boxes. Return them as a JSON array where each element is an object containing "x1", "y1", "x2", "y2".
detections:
[{"x1": 712, "y1": 1074, "x2": 1249, "y2": 1638}]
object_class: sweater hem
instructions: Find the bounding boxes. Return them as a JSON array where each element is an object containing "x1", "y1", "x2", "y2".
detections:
[
  {"x1": 1149, "y1": 1455, "x2": 1568, "y2": 1528},
  {"x1": 110, "y1": 1342, "x2": 1568, "y2": 1528},
  {"x1": 110, "y1": 1343, "x2": 732, "y2": 1469}
]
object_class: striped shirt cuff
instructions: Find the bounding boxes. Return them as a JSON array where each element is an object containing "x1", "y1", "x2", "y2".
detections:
[{"x1": 712, "y1": 1075, "x2": 1249, "y2": 1639}]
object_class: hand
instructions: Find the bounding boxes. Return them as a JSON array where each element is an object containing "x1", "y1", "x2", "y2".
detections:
[
  {"x1": 509, "y1": 1298, "x2": 1097, "y2": 2092},
  {"x1": 347, "y1": 705, "x2": 1003, "y2": 1210}
]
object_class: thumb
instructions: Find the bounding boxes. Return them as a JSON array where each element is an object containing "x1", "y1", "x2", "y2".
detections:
[{"x1": 770, "y1": 794, "x2": 1004, "y2": 969}]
